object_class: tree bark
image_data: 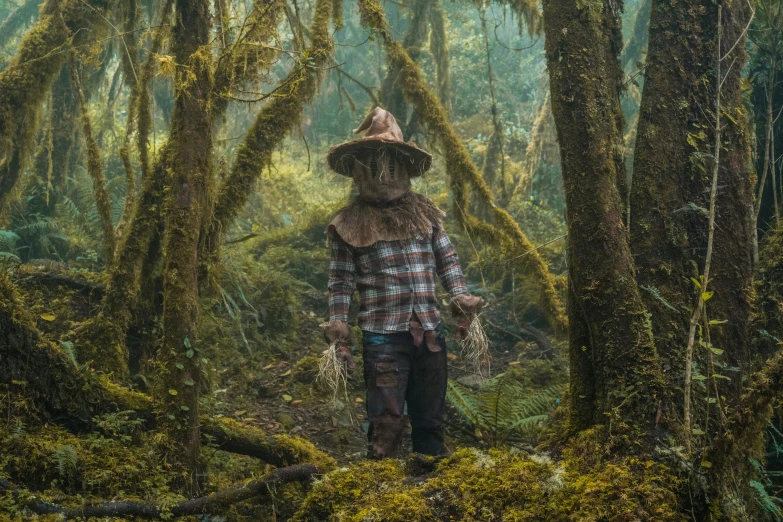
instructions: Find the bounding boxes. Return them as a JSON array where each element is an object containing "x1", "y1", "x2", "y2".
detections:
[
  {"x1": 0, "y1": 0, "x2": 107, "y2": 213},
  {"x1": 154, "y1": 0, "x2": 212, "y2": 491},
  {"x1": 542, "y1": 0, "x2": 664, "y2": 436},
  {"x1": 630, "y1": 0, "x2": 753, "y2": 411}
]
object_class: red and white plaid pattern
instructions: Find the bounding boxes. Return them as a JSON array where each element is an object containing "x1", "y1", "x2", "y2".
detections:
[{"x1": 328, "y1": 225, "x2": 468, "y2": 333}]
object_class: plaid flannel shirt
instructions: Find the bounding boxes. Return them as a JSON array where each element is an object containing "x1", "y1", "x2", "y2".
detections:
[{"x1": 328, "y1": 224, "x2": 469, "y2": 333}]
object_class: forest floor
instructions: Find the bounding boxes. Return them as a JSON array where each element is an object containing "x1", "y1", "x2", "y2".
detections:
[
  {"x1": 12, "y1": 259, "x2": 530, "y2": 468},
  {"x1": 214, "y1": 311, "x2": 527, "y2": 465}
]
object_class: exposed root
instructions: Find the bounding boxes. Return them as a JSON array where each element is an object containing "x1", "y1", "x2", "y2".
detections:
[
  {"x1": 316, "y1": 342, "x2": 349, "y2": 401},
  {"x1": 460, "y1": 315, "x2": 491, "y2": 379}
]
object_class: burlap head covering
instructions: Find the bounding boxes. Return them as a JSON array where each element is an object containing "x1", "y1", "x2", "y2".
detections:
[{"x1": 327, "y1": 107, "x2": 432, "y2": 177}]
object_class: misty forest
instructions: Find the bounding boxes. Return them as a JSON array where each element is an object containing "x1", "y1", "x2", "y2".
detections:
[{"x1": 1, "y1": 0, "x2": 783, "y2": 519}]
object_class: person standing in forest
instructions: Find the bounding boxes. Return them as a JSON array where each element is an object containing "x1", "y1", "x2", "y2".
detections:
[{"x1": 323, "y1": 107, "x2": 482, "y2": 459}]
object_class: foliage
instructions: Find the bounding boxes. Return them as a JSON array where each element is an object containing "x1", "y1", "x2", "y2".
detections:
[{"x1": 447, "y1": 373, "x2": 564, "y2": 445}]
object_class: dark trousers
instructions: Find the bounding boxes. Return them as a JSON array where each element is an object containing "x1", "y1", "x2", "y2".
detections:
[{"x1": 362, "y1": 330, "x2": 447, "y2": 459}]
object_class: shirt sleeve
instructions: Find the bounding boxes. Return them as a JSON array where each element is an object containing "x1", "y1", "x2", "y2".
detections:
[
  {"x1": 328, "y1": 235, "x2": 356, "y2": 323},
  {"x1": 432, "y1": 225, "x2": 469, "y2": 297}
]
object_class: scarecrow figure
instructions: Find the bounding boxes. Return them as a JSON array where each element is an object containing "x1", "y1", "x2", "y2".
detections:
[{"x1": 322, "y1": 107, "x2": 482, "y2": 459}]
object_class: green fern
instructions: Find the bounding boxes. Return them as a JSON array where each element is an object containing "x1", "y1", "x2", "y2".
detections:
[
  {"x1": 446, "y1": 374, "x2": 565, "y2": 445},
  {"x1": 58, "y1": 340, "x2": 78, "y2": 367},
  {"x1": 750, "y1": 479, "x2": 783, "y2": 520},
  {"x1": 53, "y1": 445, "x2": 78, "y2": 478},
  {"x1": 0, "y1": 230, "x2": 20, "y2": 250}
]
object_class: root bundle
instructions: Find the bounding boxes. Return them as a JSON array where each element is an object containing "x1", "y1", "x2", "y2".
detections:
[
  {"x1": 461, "y1": 315, "x2": 491, "y2": 378},
  {"x1": 316, "y1": 342, "x2": 349, "y2": 400}
]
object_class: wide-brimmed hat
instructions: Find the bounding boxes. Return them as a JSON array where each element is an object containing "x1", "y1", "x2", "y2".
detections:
[{"x1": 327, "y1": 107, "x2": 432, "y2": 177}]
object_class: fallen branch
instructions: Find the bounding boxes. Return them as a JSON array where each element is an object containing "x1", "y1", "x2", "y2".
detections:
[
  {"x1": 19, "y1": 272, "x2": 105, "y2": 298},
  {"x1": 1, "y1": 464, "x2": 318, "y2": 519},
  {"x1": 202, "y1": 417, "x2": 336, "y2": 470}
]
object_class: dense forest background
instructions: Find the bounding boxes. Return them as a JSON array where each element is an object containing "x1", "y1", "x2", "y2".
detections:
[{"x1": 1, "y1": 0, "x2": 783, "y2": 519}]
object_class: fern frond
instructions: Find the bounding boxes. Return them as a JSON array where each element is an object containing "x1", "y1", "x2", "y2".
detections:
[
  {"x1": 447, "y1": 379, "x2": 485, "y2": 428},
  {"x1": 751, "y1": 479, "x2": 783, "y2": 520},
  {"x1": 53, "y1": 445, "x2": 77, "y2": 478}
]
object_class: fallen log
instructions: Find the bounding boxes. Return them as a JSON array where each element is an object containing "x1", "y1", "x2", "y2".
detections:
[
  {"x1": 1, "y1": 464, "x2": 317, "y2": 519},
  {"x1": 0, "y1": 275, "x2": 335, "y2": 469}
]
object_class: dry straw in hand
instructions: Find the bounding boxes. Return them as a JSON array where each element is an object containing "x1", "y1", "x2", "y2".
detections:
[
  {"x1": 460, "y1": 314, "x2": 491, "y2": 378},
  {"x1": 316, "y1": 342, "x2": 349, "y2": 401}
]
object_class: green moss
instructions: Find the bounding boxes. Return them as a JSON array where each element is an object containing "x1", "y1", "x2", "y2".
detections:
[
  {"x1": 205, "y1": 0, "x2": 334, "y2": 258},
  {"x1": 292, "y1": 460, "x2": 405, "y2": 521},
  {"x1": 0, "y1": 0, "x2": 109, "y2": 212},
  {"x1": 293, "y1": 355, "x2": 320, "y2": 384},
  {"x1": 293, "y1": 444, "x2": 684, "y2": 521}
]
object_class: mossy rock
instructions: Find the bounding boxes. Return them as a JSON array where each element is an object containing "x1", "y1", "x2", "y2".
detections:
[{"x1": 293, "y1": 355, "x2": 320, "y2": 384}]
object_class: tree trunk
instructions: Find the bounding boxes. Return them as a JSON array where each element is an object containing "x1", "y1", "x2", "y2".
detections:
[
  {"x1": 542, "y1": 0, "x2": 664, "y2": 437},
  {"x1": 0, "y1": 0, "x2": 107, "y2": 213},
  {"x1": 630, "y1": 0, "x2": 753, "y2": 414},
  {"x1": 26, "y1": 66, "x2": 77, "y2": 219},
  {"x1": 154, "y1": 0, "x2": 212, "y2": 492},
  {"x1": 0, "y1": 0, "x2": 40, "y2": 51}
]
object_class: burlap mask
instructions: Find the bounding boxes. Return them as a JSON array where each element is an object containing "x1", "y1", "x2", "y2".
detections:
[{"x1": 352, "y1": 148, "x2": 411, "y2": 204}]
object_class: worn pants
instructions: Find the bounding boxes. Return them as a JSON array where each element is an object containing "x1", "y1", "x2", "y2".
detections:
[{"x1": 362, "y1": 329, "x2": 447, "y2": 459}]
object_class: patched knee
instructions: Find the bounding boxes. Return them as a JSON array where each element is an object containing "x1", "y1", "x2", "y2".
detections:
[{"x1": 369, "y1": 414, "x2": 408, "y2": 459}]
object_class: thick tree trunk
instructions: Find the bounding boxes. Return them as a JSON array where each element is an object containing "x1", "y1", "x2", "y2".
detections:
[
  {"x1": 154, "y1": 0, "x2": 212, "y2": 491},
  {"x1": 542, "y1": 0, "x2": 663, "y2": 437},
  {"x1": 630, "y1": 0, "x2": 753, "y2": 413}
]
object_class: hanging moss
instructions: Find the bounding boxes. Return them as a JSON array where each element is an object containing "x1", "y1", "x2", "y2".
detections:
[
  {"x1": 205, "y1": 0, "x2": 333, "y2": 256},
  {"x1": 70, "y1": 59, "x2": 116, "y2": 267},
  {"x1": 357, "y1": 0, "x2": 566, "y2": 332},
  {"x1": 429, "y1": 0, "x2": 451, "y2": 112},
  {"x1": 210, "y1": 0, "x2": 286, "y2": 120},
  {"x1": 0, "y1": 0, "x2": 108, "y2": 213}
]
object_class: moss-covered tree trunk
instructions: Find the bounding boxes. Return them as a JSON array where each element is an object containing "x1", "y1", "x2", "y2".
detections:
[
  {"x1": 629, "y1": 0, "x2": 753, "y2": 412},
  {"x1": 203, "y1": 0, "x2": 332, "y2": 262},
  {"x1": 26, "y1": 66, "x2": 77, "y2": 219},
  {"x1": 542, "y1": 0, "x2": 663, "y2": 437},
  {"x1": 0, "y1": 0, "x2": 107, "y2": 213},
  {"x1": 154, "y1": 0, "x2": 212, "y2": 491}
]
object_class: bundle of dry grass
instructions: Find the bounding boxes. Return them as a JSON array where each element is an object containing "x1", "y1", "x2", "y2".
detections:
[
  {"x1": 316, "y1": 342, "x2": 349, "y2": 401},
  {"x1": 461, "y1": 314, "x2": 491, "y2": 378}
]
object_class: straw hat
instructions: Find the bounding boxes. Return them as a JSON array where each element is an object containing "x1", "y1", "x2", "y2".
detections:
[{"x1": 327, "y1": 107, "x2": 432, "y2": 177}]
